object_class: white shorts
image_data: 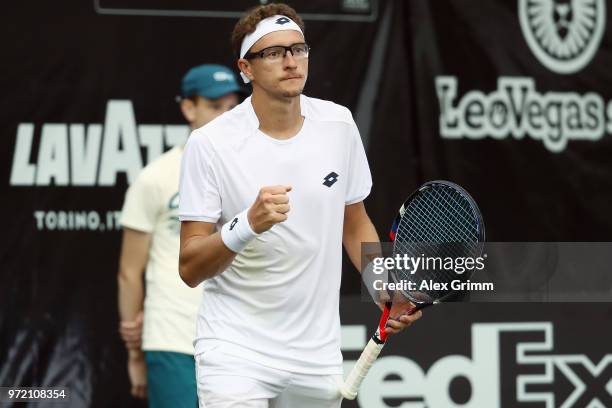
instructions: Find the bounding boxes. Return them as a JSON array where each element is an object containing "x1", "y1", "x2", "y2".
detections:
[{"x1": 195, "y1": 347, "x2": 343, "y2": 408}]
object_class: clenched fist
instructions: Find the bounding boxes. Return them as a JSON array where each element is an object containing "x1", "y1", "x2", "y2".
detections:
[{"x1": 247, "y1": 186, "x2": 292, "y2": 233}]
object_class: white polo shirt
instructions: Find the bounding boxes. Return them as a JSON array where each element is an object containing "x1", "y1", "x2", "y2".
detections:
[{"x1": 179, "y1": 95, "x2": 372, "y2": 374}]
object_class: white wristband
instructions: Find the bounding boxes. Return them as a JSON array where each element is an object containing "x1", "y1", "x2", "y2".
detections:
[{"x1": 221, "y1": 209, "x2": 259, "y2": 253}]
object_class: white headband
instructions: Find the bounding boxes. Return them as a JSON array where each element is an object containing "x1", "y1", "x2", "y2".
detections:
[{"x1": 239, "y1": 15, "x2": 304, "y2": 83}]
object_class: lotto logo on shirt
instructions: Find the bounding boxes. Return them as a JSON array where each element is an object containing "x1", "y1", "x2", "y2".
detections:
[{"x1": 323, "y1": 172, "x2": 339, "y2": 187}]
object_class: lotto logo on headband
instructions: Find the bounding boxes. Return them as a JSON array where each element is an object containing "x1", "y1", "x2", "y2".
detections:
[{"x1": 275, "y1": 17, "x2": 290, "y2": 25}]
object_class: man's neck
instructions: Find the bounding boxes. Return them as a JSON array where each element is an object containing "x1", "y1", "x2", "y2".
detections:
[{"x1": 251, "y1": 90, "x2": 304, "y2": 140}]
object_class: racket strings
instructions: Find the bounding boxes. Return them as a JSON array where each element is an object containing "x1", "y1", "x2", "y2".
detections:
[
  {"x1": 422, "y1": 189, "x2": 477, "y2": 243},
  {"x1": 404, "y1": 190, "x2": 477, "y2": 245},
  {"x1": 430, "y1": 190, "x2": 479, "y2": 242},
  {"x1": 399, "y1": 189, "x2": 478, "y2": 249}
]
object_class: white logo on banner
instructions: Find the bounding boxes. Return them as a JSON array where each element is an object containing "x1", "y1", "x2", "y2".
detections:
[
  {"x1": 341, "y1": 322, "x2": 612, "y2": 408},
  {"x1": 436, "y1": 76, "x2": 612, "y2": 153},
  {"x1": 9, "y1": 100, "x2": 189, "y2": 186},
  {"x1": 519, "y1": 0, "x2": 606, "y2": 74}
]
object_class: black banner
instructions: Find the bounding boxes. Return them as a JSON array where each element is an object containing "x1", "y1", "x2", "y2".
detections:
[
  {"x1": 1, "y1": 0, "x2": 611, "y2": 406},
  {"x1": 372, "y1": 0, "x2": 612, "y2": 242}
]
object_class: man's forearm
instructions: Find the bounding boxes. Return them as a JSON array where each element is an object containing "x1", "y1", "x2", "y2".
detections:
[
  {"x1": 117, "y1": 271, "x2": 145, "y2": 354},
  {"x1": 118, "y1": 272, "x2": 144, "y2": 322},
  {"x1": 179, "y1": 230, "x2": 237, "y2": 287},
  {"x1": 343, "y1": 217, "x2": 380, "y2": 273}
]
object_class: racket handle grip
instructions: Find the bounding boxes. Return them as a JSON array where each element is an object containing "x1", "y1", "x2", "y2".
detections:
[{"x1": 339, "y1": 338, "x2": 384, "y2": 400}]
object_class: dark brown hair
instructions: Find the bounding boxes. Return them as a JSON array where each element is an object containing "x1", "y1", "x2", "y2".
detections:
[{"x1": 231, "y1": 3, "x2": 305, "y2": 58}]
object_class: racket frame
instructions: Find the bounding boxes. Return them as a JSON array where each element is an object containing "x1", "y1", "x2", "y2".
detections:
[{"x1": 390, "y1": 180, "x2": 485, "y2": 309}]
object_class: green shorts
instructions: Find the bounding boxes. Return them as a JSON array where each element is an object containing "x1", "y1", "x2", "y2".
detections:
[{"x1": 145, "y1": 351, "x2": 197, "y2": 408}]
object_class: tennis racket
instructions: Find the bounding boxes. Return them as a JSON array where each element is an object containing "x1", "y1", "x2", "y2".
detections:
[{"x1": 339, "y1": 180, "x2": 485, "y2": 400}]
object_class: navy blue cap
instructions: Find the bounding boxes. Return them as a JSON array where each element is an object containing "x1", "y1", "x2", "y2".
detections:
[{"x1": 181, "y1": 64, "x2": 241, "y2": 99}]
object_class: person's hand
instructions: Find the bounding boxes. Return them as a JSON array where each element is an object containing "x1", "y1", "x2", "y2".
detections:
[
  {"x1": 247, "y1": 186, "x2": 292, "y2": 233},
  {"x1": 127, "y1": 351, "x2": 147, "y2": 399},
  {"x1": 119, "y1": 311, "x2": 143, "y2": 350},
  {"x1": 384, "y1": 307, "x2": 422, "y2": 335},
  {"x1": 377, "y1": 294, "x2": 423, "y2": 336}
]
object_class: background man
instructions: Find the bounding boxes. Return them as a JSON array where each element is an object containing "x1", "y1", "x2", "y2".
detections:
[{"x1": 117, "y1": 64, "x2": 241, "y2": 407}]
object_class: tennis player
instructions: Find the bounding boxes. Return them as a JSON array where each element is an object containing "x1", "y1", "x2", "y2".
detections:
[
  {"x1": 117, "y1": 64, "x2": 241, "y2": 407},
  {"x1": 178, "y1": 4, "x2": 422, "y2": 407}
]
